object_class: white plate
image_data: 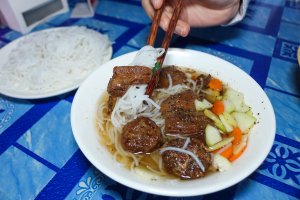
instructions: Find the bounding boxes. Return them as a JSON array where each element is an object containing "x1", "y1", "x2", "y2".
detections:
[
  {"x1": 0, "y1": 27, "x2": 112, "y2": 99},
  {"x1": 71, "y1": 48, "x2": 276, "y2": 197}
]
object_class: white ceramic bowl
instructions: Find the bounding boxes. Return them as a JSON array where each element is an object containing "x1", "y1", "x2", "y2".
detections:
[{"x1": 71, "y1": 48, "x2": 276, "y2": 197}]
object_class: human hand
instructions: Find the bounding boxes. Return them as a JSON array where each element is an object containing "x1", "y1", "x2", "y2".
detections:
[{"x1": 142, "y1": 0, "x2": 241, "y2": 37}]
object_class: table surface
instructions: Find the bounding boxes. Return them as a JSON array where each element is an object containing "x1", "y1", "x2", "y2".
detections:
[{"x1": 0, "y1": 0, "x2": 299, "y2": 199}]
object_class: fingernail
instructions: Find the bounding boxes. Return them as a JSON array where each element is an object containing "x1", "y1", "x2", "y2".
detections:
[
  {"x1": 175, "y1": 26, "x2": 184, "y2": 36},
  {"x1": 175, "y1": 25, "x2": 189, "y2": 37},
  {"x1": 153, "y1": 0, "x2": 159, "y2": 8}
]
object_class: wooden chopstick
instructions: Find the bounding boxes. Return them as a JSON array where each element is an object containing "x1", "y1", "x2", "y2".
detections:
[
  {"x1": 146, "y1": 0, "x2": 183, "y2": 96},
  {"x1": 157, "y1": 0, "x2": 183, "y2": 65},
  {"x1": 147, "y1": 1, "x2": 165, "y2": 46}
]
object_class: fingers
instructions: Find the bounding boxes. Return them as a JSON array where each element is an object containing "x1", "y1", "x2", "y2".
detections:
[
  {"x1": 151, "y1": 0, "x2": 164, "y2": 9},
  {"x1": 142, "y1": 0, "x2": 164, "y2": 18},
  {"x1": 160, "y1": 9, "x2": 190, "y2": 37},
  {"x1": 142, "y1": 0, "x2": 155, "y2": 18},
  {"x1": 142, "y1": 0, "x2": 190, "y2": 37},
  {"x1": 176, "y1": 21, "x2": 190, "y2": 37}
]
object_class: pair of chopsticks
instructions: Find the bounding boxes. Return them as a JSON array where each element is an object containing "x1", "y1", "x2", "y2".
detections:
[{"x1": 145, "y1": 0, "x2": 183, "y2": 96}]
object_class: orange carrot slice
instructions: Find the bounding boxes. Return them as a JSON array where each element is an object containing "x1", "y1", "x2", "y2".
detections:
[
  {"x1": 220, "y1": 144, "x2": 233, "y2": 159},
  {"x1": 212, "y1": 100, "x2": 225, "y2": 115},
  {"x1": 212, "y1": 143, "x2": 233, "y2": 159},
  {"x1": 208, "y1": 78, "x2": 223, "y2": 91},
  {"x1": 229, "y1": 144, "x2": 247, "y2": 162},
  {"x1": 230, "y1": 127, "x2": 243, "y2": 145}
]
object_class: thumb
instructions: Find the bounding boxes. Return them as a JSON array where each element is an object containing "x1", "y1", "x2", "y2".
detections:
[{"x1": 151, "y1": 0, "x2": 164, "y2": 9}]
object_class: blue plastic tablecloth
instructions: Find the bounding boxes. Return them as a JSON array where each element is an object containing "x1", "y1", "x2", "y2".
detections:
[{"x1": 0, "y1": 0, "x2": 299, "y2": 199}]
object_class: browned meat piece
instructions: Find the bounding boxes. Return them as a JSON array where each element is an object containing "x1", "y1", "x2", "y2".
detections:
[
  {"x1": 161, "y1": 138, "x2": 212, "y2": 179},
  {"x1": 196, "y1": 74, "x2": 211, "y2": 89},
  {"x1": 160, "y1": 90, "x2": 211, "y2": 137},
  {"x1": 107, "y1": 66, "x2": 152, "y2": 97},
  {"x1": 107, "y1": 95, "x2": 117, "y2": 113},
  {"x1": 157, "y1": 66, "x2": 187, "y2": 88},
  {"x1": 160, "y1": 90, "x2": 197, "y2": 116},
  {"x1": 121, "y1": 117, "x2": 163, "y2": 154},
  {"x1": 164, "y1": 110, "x2": 212, "y2": 136}
]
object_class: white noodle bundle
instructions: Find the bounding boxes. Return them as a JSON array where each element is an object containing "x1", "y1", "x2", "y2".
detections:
[
  {"x1": 111, "y1": 85, "x2": 161, "y2": 128},
  {"x1": 111, "y1": 45, "x2": 166, "y2": 128},
  {"x1": 0, "y1": 26, "x2": 111, "y2": 94}
]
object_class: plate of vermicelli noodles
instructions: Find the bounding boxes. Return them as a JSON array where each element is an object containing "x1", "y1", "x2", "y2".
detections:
[
  {"x1": 0, "y1": 26, "x2": 111, "y2": 99},
  {"x1": 71, "y1": 47, "x2": 275, "y2": 196}
]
